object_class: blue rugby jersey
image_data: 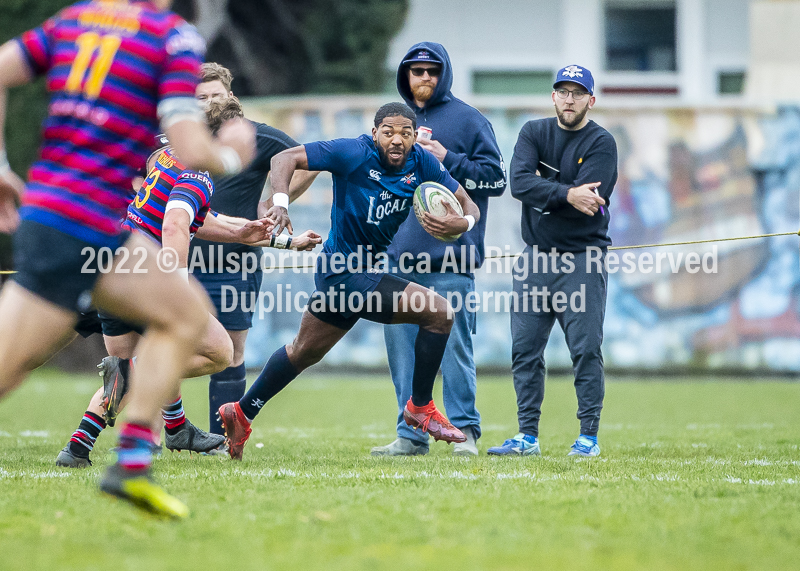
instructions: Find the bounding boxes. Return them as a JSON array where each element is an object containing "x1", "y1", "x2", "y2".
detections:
[{"x1": 305, "y1": 134, "x2": 459, "y2": 275}]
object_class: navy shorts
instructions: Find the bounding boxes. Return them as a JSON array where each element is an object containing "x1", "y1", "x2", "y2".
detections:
[
  {"x1": 195, "y1": 269, "x2": 264, "y2": 331},
  {"x1": 309, "y1": 267, "x2": 410, "y2": 331},
  {"x1": 12, "y1": 220, "x2": 128, "y2": 312}
]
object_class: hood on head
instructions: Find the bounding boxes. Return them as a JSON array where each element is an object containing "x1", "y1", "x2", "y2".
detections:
[{"x1": 396, "y1": 41, "x2": 453, "y2": 110}]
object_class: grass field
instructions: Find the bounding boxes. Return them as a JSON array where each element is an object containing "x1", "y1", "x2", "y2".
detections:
[{"x1": 1, "y1": 370, "x2": 799, "y2": 571}]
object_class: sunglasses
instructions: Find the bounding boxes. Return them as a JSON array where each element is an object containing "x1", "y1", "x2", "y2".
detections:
[{"x1": 409, "y1": 66, "x2": 441, "y2": 78}]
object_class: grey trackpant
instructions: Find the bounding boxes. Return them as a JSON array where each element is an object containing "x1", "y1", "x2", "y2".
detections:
[{"x1": 510, "y1": 246, "x2": 607, "y2": 437}]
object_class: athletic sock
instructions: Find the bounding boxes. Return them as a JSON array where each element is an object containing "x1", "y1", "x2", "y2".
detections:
[
  {"x1": 67, "y1": 411, "x2": 106, "y2": 458},
  {"x1": 209, "y1": 364, "x2": 247, "y2": 435},
  {"x1": 410, "y1": 328, "x2": 450, "y2": 407},
  {"x1": 580, "y1": 434, "x2": 598, "y2": 444},
  {"x1": 406, "y1": 399, "x2": 436, "y2": 413},
  {"x1": 238, "y1": 345, "x2": 298, "y2": 421},
  {"x1": 116, "y1": 422, "x2": 155, "y2": 473},
  {"x1": 162, "y1": 396, "x2": 186, "y2": 434}
]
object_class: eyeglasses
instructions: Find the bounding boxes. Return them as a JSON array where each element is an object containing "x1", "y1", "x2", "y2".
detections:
[
  {"x1": 555, "y1": 88, "x2": 590, "y2": 100},
  {"x1": 409, "y1": 66, "x2": 441, "y2": 78}
]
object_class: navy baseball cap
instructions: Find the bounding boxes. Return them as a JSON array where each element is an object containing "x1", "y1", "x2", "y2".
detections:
[
  {"x1": 402, "y1": 49, "x2": 442, "y2": 65},
  {"x1": 554, "y1": 64, "x2": 594, "y2": 95}
]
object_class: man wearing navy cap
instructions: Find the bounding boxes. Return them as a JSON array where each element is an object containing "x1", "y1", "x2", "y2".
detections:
[{"x1": 488, "y1": 64, "x2": 618, "y2": 458}]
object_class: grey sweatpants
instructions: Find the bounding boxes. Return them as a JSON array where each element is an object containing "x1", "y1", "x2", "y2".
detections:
[{"x1": 510, "y1": 246, "x2": 607, "y2": 437}]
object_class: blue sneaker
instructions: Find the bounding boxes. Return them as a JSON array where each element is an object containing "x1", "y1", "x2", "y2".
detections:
[
  {"x1": 568, "y1": 435, "x2": 600, "y2": 457},
  {"x1": 487, "y1": 433, "x2": 540, "y2": 456}
]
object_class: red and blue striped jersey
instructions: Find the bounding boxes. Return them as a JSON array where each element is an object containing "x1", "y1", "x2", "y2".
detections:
[
  {"x1": 14, "y1": 1, "x2": 205, "y2": 247},
  {"x1": 124, "y1": 148, "x2": 214, "y2": 243}
]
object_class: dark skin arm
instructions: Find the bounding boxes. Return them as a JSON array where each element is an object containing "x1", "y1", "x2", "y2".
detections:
[{"x1": 265, "y1": 145, "x2": 311, "y2": 235}]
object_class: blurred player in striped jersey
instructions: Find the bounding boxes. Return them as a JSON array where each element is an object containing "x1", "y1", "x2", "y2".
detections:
[
  {"x1": 55, "y1": 100, "x2": 321, "y2": 468},
  {"x1": 0, "y1": 0, "x2": 257, "y2": 518}
]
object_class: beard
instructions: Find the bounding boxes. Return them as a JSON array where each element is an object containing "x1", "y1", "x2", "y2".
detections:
[
  {"x1": 410, "y1": 83, "x2": 435, "y2": 103},
  {"x1": 377, "y1": 145, "x2": 408, "y2": 173},
  {"x1": 556, "y1": 104, "x2": 589, "y2": 128}
]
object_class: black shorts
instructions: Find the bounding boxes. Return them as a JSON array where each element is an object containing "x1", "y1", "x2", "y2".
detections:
[
  {"x1": 98, "y1": 311, "x2": 145, "y2": 337},
  {"x1": 74, "y1": 310, "x2": 103, "y2": 338},
  {"x1": 308, "y1": 271, "x2": 410, "y2": 331},
  {"x1": 12, "y1": 220, "x2": 128, "y2": 312}
]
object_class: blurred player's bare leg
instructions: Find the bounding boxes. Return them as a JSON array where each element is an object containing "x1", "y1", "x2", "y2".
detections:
[
  {"x1": 92, "y1": 233, "x2": 209, "y2": 428},
  {"x1": 183, "y1": 314, "x2": 233, "y2": 377},
  {"x1": 103, "y1": 332, "x2": 139, "y2": 360},
  {"x1": 28, "y1": 329, "x2": 79, "y2": 370},
  {"x1": 0, "y1": 282, "x2": 78, "y2": 400}
]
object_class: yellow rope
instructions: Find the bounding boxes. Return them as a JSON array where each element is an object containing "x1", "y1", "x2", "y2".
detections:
[{"x1": 1, "y1": 230, "x2": 798, "y2": 274}]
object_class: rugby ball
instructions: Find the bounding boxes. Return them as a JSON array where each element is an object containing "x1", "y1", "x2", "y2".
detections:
[{"x1": 413, "y1": 181, "x2": 464, "y2": 242}]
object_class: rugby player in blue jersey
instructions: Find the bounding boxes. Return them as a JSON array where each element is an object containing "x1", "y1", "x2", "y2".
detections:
[{"x1": 218, "y1": 102, "x2": 481, "y2": 460}]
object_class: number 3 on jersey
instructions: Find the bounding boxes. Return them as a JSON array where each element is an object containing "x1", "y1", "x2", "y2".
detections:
[
  {"x1": 65, "y1": 32, "x2": 121, "y2": 99},
  {"x1": 135, "y1": 169, "x2": 160, "y2": 209}
]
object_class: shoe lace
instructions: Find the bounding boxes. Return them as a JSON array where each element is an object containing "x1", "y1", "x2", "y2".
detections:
[
  {"x1": 419, "y1": 407, "x2": 451, "y2": 433},
  {"x1": 572, "y1": 438, "x2": 590, "y2": 452}
]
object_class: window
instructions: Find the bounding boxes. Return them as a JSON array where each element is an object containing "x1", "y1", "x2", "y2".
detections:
[
  {"x1": 718, "y1": 71, "x2": 745, "y2": 95},
  {"x1": 605, "y1": 4, "x2": 677, "y2": 72},
  {"x1": 472, "y1": 71, "x2": 553, "y2": 95}
]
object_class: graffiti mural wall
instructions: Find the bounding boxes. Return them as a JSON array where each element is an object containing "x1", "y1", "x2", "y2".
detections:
[{"x1": 242, "y1": 99, "x2": 800, "y2": 372}]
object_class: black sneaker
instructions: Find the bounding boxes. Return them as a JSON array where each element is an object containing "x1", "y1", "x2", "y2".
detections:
[
  {"x1": 99, "y1": 357, "x2": 129, "y2": 427},
  {"x1": 165, "y1": 419, "x2": 225, "y2": 453},
  {"x1": 100, "y1": 464, "x2": 188, "y2": 519},
  {"x1": 55, "y1": 446, "x2": 92, "y2": 468}
]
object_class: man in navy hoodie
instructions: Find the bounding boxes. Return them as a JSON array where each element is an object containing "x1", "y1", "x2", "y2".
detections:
[{"x1": 371, "y1": 42, "x2": 506, "y2": 457}]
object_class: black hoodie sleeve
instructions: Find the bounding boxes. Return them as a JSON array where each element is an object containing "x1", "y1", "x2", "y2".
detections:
[
  {"x1": 510, "y1": 122, "x2": 571, "y2": 210},
  {"x1": 441, "y1": 120, "x2": 506, "y2": 197}
]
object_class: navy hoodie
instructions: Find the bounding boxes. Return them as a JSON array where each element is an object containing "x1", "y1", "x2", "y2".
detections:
[{"x1": 385, "y1": 42, "x2": 506, "y2": 277}]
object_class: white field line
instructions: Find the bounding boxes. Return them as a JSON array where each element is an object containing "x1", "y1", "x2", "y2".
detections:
[
  {"x1": 225, "y1": 468, "x2": 800, "y2": 486},
  {"x1": 0, "y1": 466, "x2": 797, "y2": 485}
]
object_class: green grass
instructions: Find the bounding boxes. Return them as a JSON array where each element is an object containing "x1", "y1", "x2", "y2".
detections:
[{"x1": 1, "y1": 371, "x2": 799, "y2": 571}]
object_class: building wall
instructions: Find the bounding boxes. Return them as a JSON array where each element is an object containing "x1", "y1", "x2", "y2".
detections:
[
  {"x1": 387, "y1": 0, "x2": 751, "y2": 103},
  {"x1": 242, "y1": 96, "x2": 800, "y2": 372}
]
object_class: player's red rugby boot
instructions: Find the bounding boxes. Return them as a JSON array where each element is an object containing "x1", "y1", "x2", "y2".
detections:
[
  {"x1": 403, "y1": 399, "x2": 466, "y2": 443},
  {"x1": 217, "y1": 402, "x2": 252, "y2": 460}
]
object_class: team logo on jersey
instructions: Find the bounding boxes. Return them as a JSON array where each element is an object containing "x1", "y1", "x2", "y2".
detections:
[
  {"x1": 401, "y1": 173, "x2": 417, "y2": 185},
  {"x1": 562, "y1": 65, "x2": 584, "y2": 79},
  {"x1": 369, "y1": 169, "x2": 382, "y2": 182},
  {"x1": 366, "y1": 196, "x2": 409, "y2": 226}
]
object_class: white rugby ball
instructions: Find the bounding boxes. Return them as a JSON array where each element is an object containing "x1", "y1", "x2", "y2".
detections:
[{"x1": 413, "y1": 181, "x2": 463, "y2": 242}]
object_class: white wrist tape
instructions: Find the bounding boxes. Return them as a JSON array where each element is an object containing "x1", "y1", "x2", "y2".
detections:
[
  {"x1": 270, "y1": 233, "x2": 292, "y2": 249},
  {"x1": 272, "y1": 192, "x2": 289, "y2": 210},
  {"x1": 177, "y1": 267, "x2": 189, "y2": 281},
  {"x1": 219, "y1": 146, "x2": 243, "y2": 176},
  {"x1": 0, "y1": 150, "x2": 9, "y2": 174},
  {"x1": 464, "y1": 215, "x2": 476, "y2": 232}
]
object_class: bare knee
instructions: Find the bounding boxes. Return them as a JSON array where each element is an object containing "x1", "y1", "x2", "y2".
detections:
[
  {"x1": 150, "y1": 281, "x2": 210, "y2": 342},
  {"x1": 420, "y1": 293, "x2": 453, "y2": 335},
  {"x1": 207, "y1": 336, "x2": 233, "y2": 373},
  {"x1": 104, "y1": 332, "x2": 138, "y2": 359}
]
